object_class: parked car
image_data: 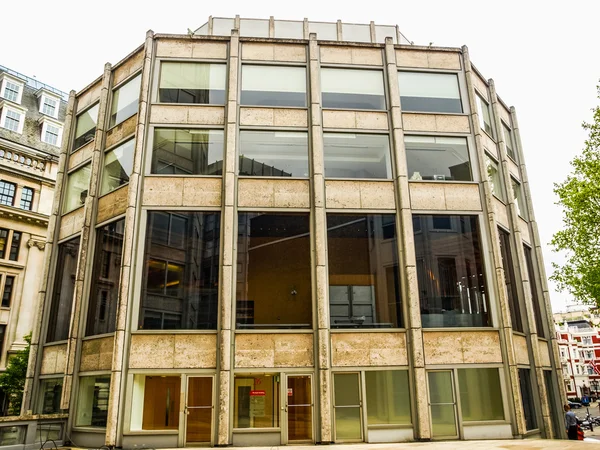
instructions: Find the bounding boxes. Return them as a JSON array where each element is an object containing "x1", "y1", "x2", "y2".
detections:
[{"x1": 569, "y1": 401, "x2": 583, "y2": 409}]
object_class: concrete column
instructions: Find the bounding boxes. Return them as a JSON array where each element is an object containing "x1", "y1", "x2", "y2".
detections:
[
  {"x1": 511, "y1": 106, "x2": 567, "y2": 438},
  {"x1": 307, "y1": 33, "x2": 332, "y2": 444},
  {"x1": 105, "y1": 30, "x2": 155, "y2": 447},
  {"x1": 217, "y1": 29, "x2": 239, "y2": 446},
  {"x1": 21, "y1": 91, "x2": 76, "y2": 415},
  {"x1": 461, "y1": 47, "x2": 526, "y2": 436},
  {"x1": 60, "y1": 62, "x2": 112, "y2": 411},
  {"x1": 384, "y1": 37, "x2": 430, "y2": 440}
]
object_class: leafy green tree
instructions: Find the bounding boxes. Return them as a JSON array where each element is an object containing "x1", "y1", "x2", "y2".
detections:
[
  {"x1": 0, "y1": 334, "x2": 30, "y2": 416},
  {"x1": 551, "y1": 86, "x2": 600, "y2": 306}
]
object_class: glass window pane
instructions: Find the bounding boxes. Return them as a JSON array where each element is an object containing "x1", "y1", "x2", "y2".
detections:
[
  {"x1": 73, "y1": 104, "x2": 99, "y2": 150},
  {"x1": 399, "y1": 72, "x2": 462, "y2": 113},
  {"x1": 308, "y1": 22, "x2": 337, "y2": 40},
  {"x1": 503, "y1": 123, "x2": 516, "y2": 160},
  {"x1": 239, "y1": 131, "x2": 309, "y2": 178},
  {"x1": 511, "y1": 178, "x2": 528, "y2": 219},
  {"x1": 405, "y1": 136, "x2": 471, "y2": 181},
  {"x1": 341, "y1": 23, "x2": 371, "y2": 42},
  {"x1": 37, "y1": 378, "x2": 63, "y2": 414},
  {"x1": 274, "y1": 20, "x2": 303, "y2": 39},
  {"x1": 477, "y1": 95, "x2": 494, "y2": 136},
  {"x1": 152, "y1": 129, "x2": 224, "y2": 175},
  {"x1": 328, "y1": 214, "x2": 402, "y2": 329},
  {"x1": 484, "y1": 154, "x2": 505, "y2": 201},
  {"x1": 241, "y1": 66, "x2": 306, "y2": 107},
  {"x1": 2, "y1": 275, "x2": 14, "y2": 307},
  {"x1": 212, "y1": 18, "x2": 235, "y2": 36},
  {"x1": 458, "y1": 368, "x2": 504, "y2": 421},
  {"x1": 335, "y1": 407, "x2": 361, "y2": 440},
  {"x1": 101, "y1": 139, "x2": 135, "y2": 195},
  {"x1": 428, "y1": 371, "x2": 454, "y2": 404},
  {"x1": 375, "y1": 26, "x2": 397, "y2": 44},
  {"x1": 159, "y1": 63, "x2": 226, "y2": 105},
  {"x1": 430, "y1": 404, "x2": 457, "y2": 437},
  {"x1": 47, "y1": 237, "x2": 80, "y2": 342},
  {"x1": 110, "y1": 75, "x2": 141, "y2": 127},
  {"x1": 498, "y1": 229, "x2": 523, "y2": 332},
  {"x1": 234, "y1": 374, "x2": 280, "y2": 428},
  {"x1": 236, "y1": 213, "x2": 311, "y2": 329},
  {"x1": 0, "y1": 229, "x2": 7, "y2": 259},
  {"x1": 76, "y1": 375, "x2": 111, "y2": 427},
  {"x1": 414, "y1": 215, "x2": 490, "y2": 328},
  {"x1": 525, "y1": 246, "x2": 546, "y2": 338},
  {"x1": 86, "y1": 219, "x2": 124, "y2": 336},
  {"x1": 239, "y1": 19, "x2": 269, "y2": 37},
  {"x1": 365, "y1": 370, "x2": 411, "y2": 425},
  {"x1": 518, "y1": 369, "x2": 537, "y2": 430},
  {"x1": 0, "y1": 181, "x2": 16, "y2": 206},
  {"x1": 323, "y1": 133, "x2": 391, "y2": 179},
  {"x1": 140, "y1": 212, "x2": 220, "y2": 330},
  {"x1": 9, "y1": 231, "x2": 21, "y2": 261},
  {"x1": 63, "y1": 164, "x2": 91, "y2": 213},
  {"x1": 334, "y1": 373, "x2": 360, "y2": 406},
  {"x1": 322, "y1": 69, "x2": 385, "y2": 110},
  {"x1": 130, "y1": 375, "x2": 181, "y2": 430}
]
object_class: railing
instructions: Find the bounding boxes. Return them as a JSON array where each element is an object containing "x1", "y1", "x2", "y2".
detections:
[{"x1": 0, "y1": 66, "x2": 68, "y2": 101}]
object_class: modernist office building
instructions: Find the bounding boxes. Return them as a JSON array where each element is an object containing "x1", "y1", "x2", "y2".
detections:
[{"x1": 23, "y1": 16, "x2": 565, "y2": 447}]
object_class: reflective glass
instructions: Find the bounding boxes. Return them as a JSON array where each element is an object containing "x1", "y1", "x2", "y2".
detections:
[
  {"x1": 365, "y1": 370, "x2": 411, "y2": 425},
  {"x1": 101, "y1": 139, "x2": 135, "y2": 195},
  {"x1": 398, "y1": 72, "x2": 462, "y2": 113},
  {"x1": 503, "y1": 123, "x2": 516, "y2": 160},
  {"x1": 63, "y1": 164, "x2": 91, "y2": 213},
  {"x1": 498, "y1": 229, "x2": 523, "y2": 332},
  {"x1": 239, "y1": 131, "x2": 309, "y2": 177},
  {"x1": 322, "y1": 69, "x2": 385, "y2": 110},
  {"x1": 484, "y1": 154, "x2": 505, "y2": 201},
  {"x1": 37, "y1": 378, "x2": 63, "y2": 414},
  {"x1": 323, "y1": 133, "x2": 391, "y2": 179},
  {"x1": 152, "y1": 129, "x2": 224, "y2": 175},
  {"x1": 477, "y1": 94, "x2": 494, "y2": 136},
  {"x1": 109, "y1": 74, "x2": 141, "y2": 127},
  {"x1": 525, "y1": 246, "x2": 545, "y2": 338},
  {"x1": 76, "y1": 376, "x2": 111, "y2": 427},
  {"x1": 73, "y1": 104, "x2": 99, "y2": 150},
  {"x1": 241, "y1": 66, "x2": 306, "y2": 107},
  {"x1": 405, "y1": 136, "x2": 471, "y2": 181},
  {"x1": 458, "y1": 369, "x2": 504, "y2": 421},
  {"x1": 159, "y1": 63, "x2": 226, "y2": 104},
  {"x1": 518, "y1": 369, "x2": 537, "y2": 431},
  {"x1": 511, "y1": 178, "x2": 528, "y2": 219}
]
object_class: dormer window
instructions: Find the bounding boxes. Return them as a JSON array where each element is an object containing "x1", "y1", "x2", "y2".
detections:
[
  {"x1": 39, "y1": 116, "x2": 63, "y2": 147},
  {"x1": 0, "y1": 74, "x2": 25, "y2": 105},
  {"x1": 0, "y1": 101, "x2": 27, "y2": 134},
  {"x1": 36, "y1": 89, "x2": 61, "y2": 119}
]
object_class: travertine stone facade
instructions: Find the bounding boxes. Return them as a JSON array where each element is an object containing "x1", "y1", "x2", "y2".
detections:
[{"x1": 24, "y1": 16, "x2": 564, "y2": 448}]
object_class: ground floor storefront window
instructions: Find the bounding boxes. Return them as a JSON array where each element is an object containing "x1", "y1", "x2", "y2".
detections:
[{"x1": 75, "y1": 375, "x2": 110, "y2": 428}]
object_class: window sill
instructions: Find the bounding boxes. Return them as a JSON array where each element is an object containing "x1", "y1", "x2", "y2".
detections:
[
  {"x1": 124, "y1": 430, "x2": 179, "y2": 435},
  {"x1": 235, "y1": 328, "x2": 312, "y2": 333},
  {"x1": 367, "y1": 423, "x2": 412, "y2": 430},
  {"x1": 322, "y1": 107, "x2": 387, "y2": 113},
  {"x1": 72, "y1": 426, "x2": 106, "y2": 433},
  {"x1": 233, "y1": 428, "x2": 281, "y2": 433},
  {"x1": 107, "y1": 116, "x2": 138, "y2": 133},
  {"x1": 325, "y1": 177, "x2": 392, "y2": 182},
  {"x1": 408, "y1": 179, "x2": 476, "y2": 184},
  {"x1": 401, "y1": 111, "x2": 467, "y2": 116},
  {"x1": 43, "y1": 340, "x2": 69, "y2": 347},
  {"x1": 507, "y1": 154, "x2": 519, "y2": 165},
  {"x1": 145, "y1": 174, "x2": 222, "y2": 178},
  {"x1": 330, "y1": 328, "x2": 406, "y2": 333},
  {"x1": 132, "y1": 330, "x2": 218, "y2": 335},
  {"x1": 81, "y1": 333, "x2": 115, "y2": 341},
  {"x1": 239, "y1": 104, "x2": 308, "y2": 110},
  {"x1": 61, "y1": 205, "x2": 84, "y2": 216},
  {"x1": 71, "y1": 140, "x2": 95, "y2": 154},
  {"x1": 152, "y1": 102, "x2": 225, "y2": 107},
  {"x1": 480, "y1": 128, "x2": 496, "y2": 142},
  {"x1": 422, "y1": 326, "x2": 496, "y2": 332},
  {"x1": 512, "y1": 330, "x2": 527, "y2": 337},
  {"x1": 238, "y1": 175, "x2": 309, "y2": 181},
  {"x1": 492, "y1": 194, "x2": 506, "y2": 204},
  {"x1": 99, "y1": 184, "x2": 129, "y2": 199},
  {"x1": 462, "y1": 420, "x2": 510, "y2": 426}
]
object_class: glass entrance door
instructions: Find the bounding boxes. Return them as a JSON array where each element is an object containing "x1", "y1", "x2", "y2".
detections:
[
  {"x1": 185, "y1": 377, "x2": 213, "y2": 446},
  {"x1": 427, "y1": 371, "x2": 458, "y2": 438},
  {"x1": 333, "y1": 373, "x2": 363, "y2": 441},
  {"x1": 286, "y1": 375, "x2": 313, "y2": 442}
]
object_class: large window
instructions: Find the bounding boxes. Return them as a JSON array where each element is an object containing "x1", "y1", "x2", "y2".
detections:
[
  {"x1": 484, "y1": 154, "x2": 505, "y2": 201},
  {"x1": 109, "y1": 74, "x2": 141, "y2": 127},
  {"x1": 236, "y1": 213, "x2": 311, "y2": 329},
  {"x1": 0, "y1": 229, "x2": 7, "y2": 259},
  {"x1": 327, "y1": 214, "x2": 402, "y2": 329},
  {"x1": 321, "y1": 68, "x2": 386, "y2": 110},
  {"x1": 498, "y1": 229, "x2": 523, "y2": 332},
  {"x1": 323, "y1": 133, "x2": 391, "y2": 179},
  {"x1": 0, "y1": 181, "x2": 16, "y2": 206},
  {"x1": 100, "y1": 139, "x2": 135, "y2": 195},
  {"x1": 365, "y1": 370, "x2": 411, "y2": 425},
  {"x1": 20, "y1": 187, "x2": 33, "y2": 210},
  {"x1": 476, "y1": 94, "x2": 494, "y2": 137},
  {"x1": 37, "y1": 378, "x2": 63, "y2": 414},
  {"x1": 458, "y1": 368, "x2": 504, "y2": 421},
  {"x1": 234, "y1": 374, "x2": 279, "y2": 428},
  {"x1": 46, "y1": 237, "x2": 80, "y2": 342},
  {"x1": 404, "y1": 136, "x2": 471, "y2": 181},
  {"x1": 159, "y1": 62, "x2": 226, "y2": 104},
  {"x1": 86, "y1": 220, "x2": 124, "y2": 336},
  {"x1": 511, "y1": 178, "x2": 528, "y2": 220},
  {"x1": 140, "y1": 212, "x2": 220, "y2": 330},
  {"x1": 152, "y1": 128, "x2": 224, "y2": 175},
  {"x1": 524, "y1": 246, "x2": 546, "y2": 338},
  {"x1": 2, "y1": 276, "x2": 14, "y2": 307},
  {"x1": 398, "y1": 72, "x2": 462, "y2": 113},
  {"x1": 239, "y1": 131, "x2": 308, "y2": 177},
  {"x1": 414, "y1": 215, "x2": 490, "y2": 328},
  {"x1": 75, "y1": 376, "x2": 110, "y2": 428},
  {"x1": 63, "y1": 164, "x2": 91, "y2": 213},
  {"x1": 241, "y1": 66, "x2": 306, "y2": 107},
  {"x1": 502, "y1": 123, "x2": 516, "y2": 160},
  {"x1": 518, "y1": 368, "x2": 537, "y2": 431},
  {"x1": 131, "y1": 375, "x2": 181, "y2": 430},
  {"x1": 73, "y1": 104, "x2": 99, "y2": 150}
]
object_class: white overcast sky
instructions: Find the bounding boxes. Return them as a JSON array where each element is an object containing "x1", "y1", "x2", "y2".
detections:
[{"x1": 2, "y1": 0, "x2": 599, "y2": 312}]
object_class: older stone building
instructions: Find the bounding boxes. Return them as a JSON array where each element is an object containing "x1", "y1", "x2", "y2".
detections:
[
  {"x1": 23, "y1": 16, "x2": 564, "y2": 447},
  {"x1": 0, "y1": 66, "x2": 65, "y2": 413}
]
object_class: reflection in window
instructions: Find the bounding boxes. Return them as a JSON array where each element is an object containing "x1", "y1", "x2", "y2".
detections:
[
  {"x1": 484, "y1": 154, "x2": 505, "y2": 201},
  {"x1": 234, "y1": 374, "x2": 280, "y2": 428},
  {"x1": 414, "y1": 215, "x2": 490, "y2": 328},
  {"x1": 398, "y1": 72, "x2": 462, "y2": 113},
  {"x1": 518, "y1": 368, "x2": 537, "y2": 431},
  {"x1": 323, "y1": 133, "x2": 391, "y2": 179},
  {"x1": 159, "y1": 62, "x2": 226, "y2": 104},
  {"x1": 476, "y1": 95, "x2": 494, "y2": 136},
  {"x1": 2, "y1": 275, "x2": 14, "y2": 307},
  {"x1": 37, "y1": 378, "x2": 63, "y2": 414},
  {"x1": 75, "y1": 376, "x2": 111, "y2": 427},
  {"x1": 86, "y1": 220, "x2": 124, "y2": 336},
  {"x1": 140, "y1": 212, "x2": 220, "y2": 330},
  {"x1": 9, "y1": 231, "x2": 20, "y2": 261},
  {"x1": 0, "y1": 229, "x2": 6, "y2": 259},
  {"x1": 321, "y1": 68, "x2": 386, "y2": 110},
  {"x1": 73, "y1": 104, "x2": 99, "y2": 150},
  {"x1": 100, "y1": 139, "x2": 135, "y2": 195},
  {"x1": 524, "y1": 246, "x2": 545, "y2": 338},
  {"x1": 405, "y1": 136, "x2": 471, "y2": 181},
  {"x1": 0, "y1": 181, "x2": 16, "y2": 206},
  {"x1": 20, "y1": 187, "x2": 33, "y2": 210},
  {"x1": 239, "y1": 131, "x2": 309, "y2": 177},
  {"x1": 503, "y1": 123, "x2": 516, "y2": 160},
  {"x1": 131, "y1": 375, "x2": 181, "y2": 430},
  {"x1": 511, "y1": 178, "x2": 528, "y2": 219},
  {"x1": 365, "y1": 370, "x2": 411, "y2": 425},
  {"x1": 236, "y1": 213, "x2": 311, "y2": 329},
  {"x1": 47, "y1": 237, "x2": 80, "y2": 342},
  {"x1": 327, "y1": 214, "x2": 402, "y2": 328},
  {"x1": 152, "y1": 129, "x2": 224, "y2": 175},
  {"x1": 498, "y1": 229, "x2": 523, "y2": 332},
  {"x1": 241, "y1": 66, "x2": 306, "y2": 107},
  {"x1": 458, "y1": 368, "x2": 504, "y2": 421},
  {"x1": 63, "y1": 164, "x2": 91, "y2": 213},
  {"x1": 109, "y1": 74, "x2": 141, "y2": 127}
]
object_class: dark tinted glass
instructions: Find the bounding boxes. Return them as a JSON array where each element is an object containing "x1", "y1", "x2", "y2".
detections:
[
  {"x1": 518, "y1": 369, "x2": 537, "y2": 431},
  {"x1": 140, "y1": 212, "x2": 220, "y2": 330},
  {"x1": 73, "y1": 104, "x2": 99, "y2": 150},
  {"x1": 414, "y1": 215, "x2": 490, "y2": 328},
  {"x1": 405, "y1": 136, "x2": 471, "y2": 181},
  {"x1": 498, "y1": 229, "x2": 523, "y2": 332},
  {"x1": 323, "y1": 133, "x2": 391, "y2": 179},
  {"x1": 236, "y1": 213, "x2": 311, "y2": 329},
  {"x1": 9, "y1": 231, "x2": 20, "y2": 261},
  {"x1": 2, "y1": 276, "x2": 14, "y2": 307},
  {"x1": 47, "y1": 237, "x2": 80, "y2": 342},
  {"x1": 86, "y1": 220, "x2": 124, "y2": 336},
  {"x1": 239, "y1": 131, "x2": 309, "y2": 177},
  {"x1": 327, "y1": 214, "x2": 402, "y2": 328},
  {"x1": 152, "y1": 129, "x2": 224, "y2": 175},
  {"x1": 525, "y1": 246, "x2": 545, "y2": 338}
]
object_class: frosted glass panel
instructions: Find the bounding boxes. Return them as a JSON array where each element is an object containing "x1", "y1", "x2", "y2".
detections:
[
  {"x1": 212, "y1": 18, "x2": 234, "y2": 36},
  {"x1": 308, "y1": 22, "x2": 337, "y2": 40},
  {"x1": 240, "y1": 19, "x2": 269, "y2": 37},
  {"x1": 342, "y1": 24, "x2": 371, "y2": 42},
  {"x1": 275, "y1": 20, "x2": 303, "y2": 39}
]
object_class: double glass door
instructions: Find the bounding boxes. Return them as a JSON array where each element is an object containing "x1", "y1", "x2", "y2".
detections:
[{"x1": 185, "y1": 376, "x2": 213, "y2": 446}]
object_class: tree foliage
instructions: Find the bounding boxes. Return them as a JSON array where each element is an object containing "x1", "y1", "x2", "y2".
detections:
[
  {"x1": 551, "y1": 86, "x2": 600, "y2": 306},
  {"x1": 0, "y1": 334, "x2": 30, "y2": 416}
]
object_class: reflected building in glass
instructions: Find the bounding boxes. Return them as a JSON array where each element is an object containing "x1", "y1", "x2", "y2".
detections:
[{"x1": 24, "y1": 15, "x2": 564, "y2": 449}]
